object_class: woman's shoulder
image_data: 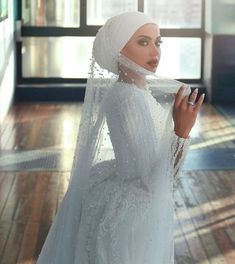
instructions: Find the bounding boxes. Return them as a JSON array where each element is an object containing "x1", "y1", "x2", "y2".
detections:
[
  {"x1": 103, "y1": 82, "x2": 145, "y2": 111},
  {"x1": 107, "y1": 82, "x2": 147, "y2": 105}
]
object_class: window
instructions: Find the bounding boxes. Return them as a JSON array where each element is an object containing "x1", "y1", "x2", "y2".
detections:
[
  {"x1": 87, "y1": 0, "x2": 138, "y2": 25},
  {"x1": 21, "y1": 0, "x2": 204, "y2": 81},
  {"x1": 22, "y1": 37, "x2": 94, "y2": 78},
  {"x1": 158, "y1": 37, "x2": 201, "y2": 79},
  {"x1": 145, "y1": 0, "x2": 202, "y2": 28},
  {"x1": 22, "y1": 0, "x2": 80, "y2": 27}
]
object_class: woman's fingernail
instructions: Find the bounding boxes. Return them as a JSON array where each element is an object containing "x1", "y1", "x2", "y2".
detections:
[{"x1": 193, "y1": 88, "x2": 198, "y2": 93}]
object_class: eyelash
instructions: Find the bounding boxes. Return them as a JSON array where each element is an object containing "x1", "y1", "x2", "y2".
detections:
[{"x1": 138, "y1": 39, "x2": 162, "y2": 47}]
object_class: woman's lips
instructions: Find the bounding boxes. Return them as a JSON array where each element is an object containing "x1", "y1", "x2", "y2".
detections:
[{"x1": 147, "y1": 59, "x2": 158, "y2": 68}]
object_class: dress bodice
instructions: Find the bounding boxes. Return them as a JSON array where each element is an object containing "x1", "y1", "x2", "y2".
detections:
[{"x1": 104, "y1": 82, "x2": 166, "y2": 186}]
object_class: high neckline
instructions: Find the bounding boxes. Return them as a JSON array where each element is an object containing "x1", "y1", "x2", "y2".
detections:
[{"x1": 116, "y1": 81, "x2": 151, "y2": 93}]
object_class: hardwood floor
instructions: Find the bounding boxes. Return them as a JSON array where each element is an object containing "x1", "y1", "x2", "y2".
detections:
[{"x1": 0, "y1": 102, "x2": 234, "y2": 264}]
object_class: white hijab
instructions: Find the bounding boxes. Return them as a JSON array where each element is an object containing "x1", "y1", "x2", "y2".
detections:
[
  {"x1": 92, "y1": 12, "x2": 156, "y2": 75},
  {"x1": 92, "y1": 11, "x2": 190, "y2": 95}
]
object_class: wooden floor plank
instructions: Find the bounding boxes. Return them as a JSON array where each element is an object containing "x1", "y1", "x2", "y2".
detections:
[
  {"x1": 174, "y1": 212, "x2": 194, "y2": 264},
  {"x1": 180, "y1": 172, "x2": 227, "y2": 264},
  {"x1": 0, "y1": 219, "x2": 12, "y2": 260},
  {"x1": 0, "y1": 175, "x2": 19, "y2": 222},
  {"x1": 0, "y1": 173, "x2": 15, "y2": 215},
  {"x1": 196, "y1": 171, "x2": 235, "y2": 264},
  {"x1": 17, "y1": 221, "x2": 39, "y2": 264},
  {"x1": 174, "y1": 191, "x2": 195, "y2": 264},
  {"x1": 0, "y1": 221, "x2": 25, "y2": 264},
  {"x1": 175, "y1": 186, "x2": 209, "y2": 264},
  {"x1": 29, "y1": 173, "x2": 49, "y2": 223}
]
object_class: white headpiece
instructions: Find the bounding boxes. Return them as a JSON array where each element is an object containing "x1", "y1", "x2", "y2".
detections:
[{"x1": 92, "y1": 12, "x2": 155, "y2": 74}]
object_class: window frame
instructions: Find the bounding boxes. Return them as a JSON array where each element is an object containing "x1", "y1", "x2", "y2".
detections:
[{"x1": 19, "y1": 0, "x2": 205, "y2": 84}]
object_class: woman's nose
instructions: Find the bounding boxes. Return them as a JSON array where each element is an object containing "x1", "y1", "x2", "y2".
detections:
[{"x1": 150, "y1": 43, "x2": 160, "y2": 56}]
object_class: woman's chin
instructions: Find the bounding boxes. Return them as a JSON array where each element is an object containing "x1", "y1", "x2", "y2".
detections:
[
  {"x1": 146, "y1": 65, "x2": 157, "y2": 73},
  {"x1": 150, "y1": 67, "x2": 157, "y2": 73},
  {"x1": 142, "y1": 63, "x2": 157, "y2": 73}
]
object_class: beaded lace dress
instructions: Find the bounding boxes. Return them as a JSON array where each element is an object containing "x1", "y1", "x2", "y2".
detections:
[{"x1": 37, "y1": 51, "x2": 191, "y2": 263}]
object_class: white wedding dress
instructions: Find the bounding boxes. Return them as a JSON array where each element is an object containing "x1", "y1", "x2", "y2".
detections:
[{"x1": 37, "y1": 81, "x2": 190, "y2": 264}]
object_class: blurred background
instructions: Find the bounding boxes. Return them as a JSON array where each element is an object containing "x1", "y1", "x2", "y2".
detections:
[
  {"x1": 0, "y1": 1, "x2": 235, "y2": 264},
  {"x1": 1, "y1": 0, "x2": 235, "y2": 111}
]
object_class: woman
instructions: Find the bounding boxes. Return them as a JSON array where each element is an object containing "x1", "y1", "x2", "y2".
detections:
[{"x1": 37, "y1": 12, "x2": 204, "y2": 264}]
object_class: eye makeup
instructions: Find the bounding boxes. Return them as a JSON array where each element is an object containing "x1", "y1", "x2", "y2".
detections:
[{"x1": 137, "y1": 35, "x2": 162, "y2": 47}]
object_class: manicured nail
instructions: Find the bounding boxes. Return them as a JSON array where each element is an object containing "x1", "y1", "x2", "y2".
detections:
[{"x1": 193, "y1": 88, "x2": 198, "y2": 93}]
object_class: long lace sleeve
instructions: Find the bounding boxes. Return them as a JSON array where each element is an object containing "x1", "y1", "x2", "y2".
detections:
[
  {"x1": 170, "y1": 131, "x2": 190, "y2": 190},
  {"x1": 105, "y1": 86, "x2": 160, "y2": 191}
]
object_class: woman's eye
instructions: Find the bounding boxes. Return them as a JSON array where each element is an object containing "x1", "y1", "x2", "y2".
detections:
[
  {"x1": 155, "y1": 40, "x2": 163, "y2": 47},
  {"x1": 138, "y1": 40, "x2": 149, "y2": 46}
]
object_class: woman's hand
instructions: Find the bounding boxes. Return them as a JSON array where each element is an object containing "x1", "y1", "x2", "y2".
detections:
[{"x1": 173, "y1": 85, "x2": 205, "y2": 139}]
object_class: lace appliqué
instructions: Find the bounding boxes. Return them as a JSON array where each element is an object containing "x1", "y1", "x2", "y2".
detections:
[{"x1": 170, "y1": 131, "x2": 190, "y2": 191}]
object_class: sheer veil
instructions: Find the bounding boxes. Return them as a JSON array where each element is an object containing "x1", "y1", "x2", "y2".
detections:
[{"x1": 37, "y1": 12, "x2": 191, "y2": 264}]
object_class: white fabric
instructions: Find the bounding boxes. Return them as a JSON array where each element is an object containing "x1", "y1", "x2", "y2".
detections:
[
  {"x1": 37, "y1": 81, "x2": 190, "y2": 264},
  {"x1": 93, "y1": 12, "x2": 155, "y2": 74},
  {"x1": 37, "y1": 11, "x2": 191, "y2": 264}
]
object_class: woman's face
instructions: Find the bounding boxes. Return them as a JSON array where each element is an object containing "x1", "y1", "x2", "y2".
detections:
[{"x1": 121, "y1": 23, "x2": 161, "y2": 72}]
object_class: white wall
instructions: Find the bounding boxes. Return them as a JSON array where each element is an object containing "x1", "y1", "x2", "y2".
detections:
[{"x1": 0, "y1": 0, "x2": 15, "y2": 123}]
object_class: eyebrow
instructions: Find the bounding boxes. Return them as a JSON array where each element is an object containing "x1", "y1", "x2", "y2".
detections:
[{"x1": 137, "y1": 35, "x2": 161, "y2": 40}]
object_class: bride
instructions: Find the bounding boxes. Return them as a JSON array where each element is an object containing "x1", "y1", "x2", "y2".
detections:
[{"x1": 37, "y1": 12, "x2": 204, "y2": 264}]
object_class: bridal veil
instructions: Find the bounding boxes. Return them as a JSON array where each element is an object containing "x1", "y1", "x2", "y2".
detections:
[{"x1": 37, "y1": 12, "x2": 191, "y2": 264}]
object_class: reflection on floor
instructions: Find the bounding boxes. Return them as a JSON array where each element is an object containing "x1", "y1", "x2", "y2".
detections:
[
  {"x1": 0, "y1": 102, "x2": 234, "y2": 264},
  {"x1": 1, "y1": 147, "x2": 235, "y2": 171}
]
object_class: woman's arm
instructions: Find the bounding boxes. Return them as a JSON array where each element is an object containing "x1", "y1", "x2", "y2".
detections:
[{"x1": 171, "y1": 85, "x2": 204, "y2": 189}]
